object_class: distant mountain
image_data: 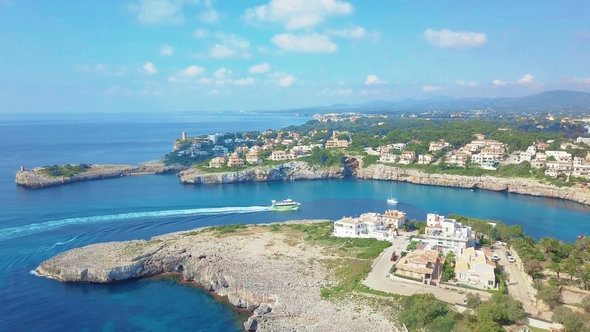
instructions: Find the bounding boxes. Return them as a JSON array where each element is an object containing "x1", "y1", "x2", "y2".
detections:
[{"x1": 301, "y1": 90, "x2": 590, "y2": 113}]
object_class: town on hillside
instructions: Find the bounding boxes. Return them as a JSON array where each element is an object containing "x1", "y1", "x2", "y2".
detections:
[{"x1": 165, "y1": 111, "x2": 590, "y2": 185}]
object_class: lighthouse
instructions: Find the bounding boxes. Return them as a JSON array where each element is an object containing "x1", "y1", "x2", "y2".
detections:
[{"x1": 182, "y1": 132, "x2": 187, "y2": 140}]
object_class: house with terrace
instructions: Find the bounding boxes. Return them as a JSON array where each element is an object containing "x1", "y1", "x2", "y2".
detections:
[
  {"x1": 424, "y1": 213, "x2": 474, "y2": 255},
  {"x1": 394, "y1": 250, "x2": 443, "y2": 285},
  {"x1": 333, "y1": 213, "x2": 394, "y2": 241},
  {"x1": 454, "y1": 247, "x2": 497, "y2": 289}
]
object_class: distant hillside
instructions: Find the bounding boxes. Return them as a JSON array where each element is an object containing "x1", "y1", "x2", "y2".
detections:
[{"x1": 299, "y1": 90, "x2": 590, "y2": 113}]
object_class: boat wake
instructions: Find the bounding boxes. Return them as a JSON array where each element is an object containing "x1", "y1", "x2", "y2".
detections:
[{"x1": 0, "y1": 206, "x2": 270, "y2": 242}]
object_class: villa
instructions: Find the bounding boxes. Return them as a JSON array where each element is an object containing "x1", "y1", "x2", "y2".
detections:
[
  {"x1": 455, "y1": 247, "x2": 496, "y2": 289},
  {"x1": 423, "y1": 213, "x2": 475, "y2": 255},
  {"x1": 333, "y1": 213, "x2": 395, "y2": 241},
  {"x1": 394, "y1": 250, "x2": 443, "y2": 285}
]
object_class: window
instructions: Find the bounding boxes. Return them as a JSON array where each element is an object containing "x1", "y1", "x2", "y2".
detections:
[{"x1": 488, "y1": 280, "x2": 494, "y2": 286}]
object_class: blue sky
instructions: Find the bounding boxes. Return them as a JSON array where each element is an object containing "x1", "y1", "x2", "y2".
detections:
[{"x1": 1, "y1": 0, "x2": 589, "y2": 113}]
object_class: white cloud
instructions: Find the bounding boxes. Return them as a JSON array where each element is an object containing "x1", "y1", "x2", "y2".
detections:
[
  {"x1": 142, "y1": 62, "x2": 158, "y2": 74},
  {"x1": 210, "y1": 89, "x2": 218, "y2": 94},
  {"x1": 182, "y1": 65, "x2": 205, "y2": 76},
  {"x1": 209, "y1": 33, "x2": 251, "y2": 58},
  {"x1": 76, "y1": 64, "x2": 126, "y2": 76},
  {"x1": 193, "y1": 28, "x2": 209, "y2": 38},
  {"x1": 214, "y1": 67, "x2": 232, "y2": 79},
  {"x1": 422, "y1": 85, "x2": 441, "y2": 92},
  {"x1": 249, "y1": 63, "x2": 270, "y2": 74},
  {"x1": 279, "y1": 75, "x2": 296, "y2": 87},
  {"x1": 326, "y1": 25, "x2": 380, "y2": 42},
  {"x1": 365, "y1": 75, "x2": 387, "y2": 85},
  {"x1": 128, "y1": 0, "x2": 188, "y2": 25},
  {"x1": 456, "y1": 80, "x2": 477, "y2": 87},
  {"x1": 160, "y1": 45, "x2": 174, "y2": 56},
  {"x1": 517, "y1": 74, "x2": 535, "y2": 84},
  {"x1": 359, "y1": 89, "x2": 380, "y2": 95},
  {"x1": 493, "y1": 79, "x2": 507, "y2": 87},
  {"x1": 424, "y1": 29, "x2": 487, "y2": 48},
  {"x1": 198, "y1": 0, "x2": 220, "y2": 23},
  {"x1": 243, "y1": 0, "x2": 353, "y2": 30},
  {"x1": 563, "y1": 77, "x2": 590, "y2": 85},
  {"x1": 319, "y1": 88, "x2": 353, "y2": 96},
  {"x1": 271, "y1": 33, "x2": 337, "y2": 53},
  {"x1": 232, "y1": 78, "x2": 255, "y2": 86}
]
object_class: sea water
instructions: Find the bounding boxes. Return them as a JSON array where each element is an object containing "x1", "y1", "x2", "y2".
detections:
[{"x1": 0, "y1": 112, "x2": 589, "y2": 331}]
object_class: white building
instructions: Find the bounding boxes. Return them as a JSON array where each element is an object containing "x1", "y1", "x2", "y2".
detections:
[
  {"x1": 391, "y1": 143, "x2": 407, "y2": 151},
  {"x1": 546, "y1": 151, "x2": 572, "y2": 162},
  {"x1": 455, "y1": 247, "x2": 496, "y2": 289},
  {"x1": 576, "y1": 137, "x2": 590, "y2": 145},
  {"x1": 519, "y1": 152, "x2": 533, "y2": 163},
  {"x1": 379, "y1": 153, "x2": 399, "y2": 163},
  {"x1": 424, "y1": 214, "x2": 474, "y2": 255},
  {"x1": 333, "y1": 213, "x2": 394, "y2": 241}
]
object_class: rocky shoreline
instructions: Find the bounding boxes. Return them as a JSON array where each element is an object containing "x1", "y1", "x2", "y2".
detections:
[
  {"x1": 16, "y1": 160, "x2": 590, "y2": 205},
  {"x1": 36, "y1": 221, "x2": 400, "y2": 331},
  {"x1": 15, "y1": 162, "x2": 187, "y2": 188}
]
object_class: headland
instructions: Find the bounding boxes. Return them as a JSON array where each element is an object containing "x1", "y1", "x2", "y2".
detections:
[{"x1": 36, "y1": 221, "x2": 401, "y2": 331}]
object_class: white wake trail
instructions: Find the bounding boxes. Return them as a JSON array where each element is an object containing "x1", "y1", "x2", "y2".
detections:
[{"x1": 0, "y1": 206, "x2": 270, "y2": 242}]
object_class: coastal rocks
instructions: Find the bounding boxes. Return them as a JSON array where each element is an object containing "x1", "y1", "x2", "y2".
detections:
[
  {"x1": 37, "y1": 222, "x2": 400, "y2": 332},
  {"x1": 178, "y1": 161, "x2": 344, "y2": 184},
  {"x1": 15, "y1": 163, "x2": 188, "y2": 188},
  {"x1": 355, "y1": 164, "x2": 590, "y2": 205}
]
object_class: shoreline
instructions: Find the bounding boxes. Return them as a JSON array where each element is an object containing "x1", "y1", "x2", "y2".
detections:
[
  {"x1": 16, "y1": 161, "x2": 590, "y2": 206},
  {"x1": 35, "y1": 220, "x2": 401, "y2": 331}
]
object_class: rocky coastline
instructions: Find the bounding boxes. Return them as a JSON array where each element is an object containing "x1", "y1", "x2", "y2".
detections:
[
  {"x1": 16, "y1": 160, "x2": 590, "y2": 205},
  {"x1": 355, "y1": 164, "x2": 590, "y2": 205},
  {"x1": 15, "y1": 162, "x2": 187, "y2": 188},
  {"x1": 177, "y1": 161, "x2": 345, "y2": 184},
  {"x1": 36, "y1": 221, "x2": 400, "y2": 331}
]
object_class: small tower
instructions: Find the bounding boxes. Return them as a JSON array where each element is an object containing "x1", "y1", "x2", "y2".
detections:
[
  {"x1": 20, "y1": 165, "x2": 25, "y2": 172},
  {"x1": 182, "y1": 132, "x2": 187, "y2": 140}
]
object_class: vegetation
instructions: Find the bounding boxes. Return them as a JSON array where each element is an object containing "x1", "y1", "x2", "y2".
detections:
[
  {"x1": 441, "y1": 252, "x2": 456, "y2": 282},
  {"x1": 41, "y1": 164, "x2": 91, "y2": 177},
  {"x1": 552, "y1": 306, "x2": 590, "y2": 332},
  {"x1": 300, "y1": 147, "x2": 344, "y2": 167}
]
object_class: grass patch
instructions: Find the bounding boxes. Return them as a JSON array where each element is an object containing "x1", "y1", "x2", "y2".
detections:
[
  {"x1": 185, "y1": 223, "x2": 248, "y2": 236},
  {"x1": 41, "y1": 164, "x2": 91, "y2": 177}
]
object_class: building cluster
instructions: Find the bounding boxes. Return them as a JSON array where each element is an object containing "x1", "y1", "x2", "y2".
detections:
[
  {"x1": 333, "y1": 210, "x2": 498, "y2": 289},
  {"x1": 333, "y1": 209, "x2": 408, "y2": 240},
  {"x1": 518, "y1": 139, "x2": 590, "y2": 178},
  {"x1": 174, "y1": 128, "x2": 354, "y2": 169}
]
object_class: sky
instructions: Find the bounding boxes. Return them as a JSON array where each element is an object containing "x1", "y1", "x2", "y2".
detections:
[{"x1": 1, "y1": 0, "x2": 590, "y2": 113}]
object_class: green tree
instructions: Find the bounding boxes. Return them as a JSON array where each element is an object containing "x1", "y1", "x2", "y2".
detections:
[
  {"x1": 524, "y1": 259, "x2": 543, "y2": 278},
  {"x1": 552, "y1": 306, "x2": 588, "y2": 332},
  {"x1": 547, "y1": 262, "x2": 563, "y2": 280},
  {"x1": 562, "y1": 258, "x2": 580, "y2": 285},
  {"x1": 475, "y1": 320, "x2": 504, "y2": 332},
  {"x1": 465, "y1": 293, "x2": 482, "y2": 309},
  {"x1": 579, "y1": 265, "x2": 590, "y2": 290},
  {"x1": 399, "y1": 293, "x2": 455, "y2": 331},
  {"x1": 476, "y1": 293, "x2": 526, "y2": 325},
  {"x1": 536, "y1": 285, "x2": 562, "y2": 309},
  {"x1": 539, "y1": 237, "x2": 561, "y2": 254}
]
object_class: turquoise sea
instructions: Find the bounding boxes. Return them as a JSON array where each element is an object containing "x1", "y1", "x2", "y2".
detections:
[{"x1": 0, "y1": 112, "x2": 589, "y2": 331}]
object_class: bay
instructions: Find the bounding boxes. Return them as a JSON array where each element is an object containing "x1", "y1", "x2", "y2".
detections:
[{"x1": 0, "y1": 112, "x2": 589, "y2": 331}]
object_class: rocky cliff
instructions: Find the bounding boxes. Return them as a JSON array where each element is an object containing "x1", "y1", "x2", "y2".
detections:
[
  {"x1": 15, "y1": 163, "x2": 187, "y2": 188},
  {"x1": 178, "y1": 161, "x2": 345, "y2": 184},
  {"x1": 355, "y1": 164, "x2": 590, "y2": 205},
  {"x1": 37, "y1": 222, "x2": 400, "y2": 331}
]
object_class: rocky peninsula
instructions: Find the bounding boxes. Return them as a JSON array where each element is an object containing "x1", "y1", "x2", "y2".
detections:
[
  {"x1": 15, "y1": 162, "x2": 187, "y2": 188},
  {"x1": 37, "y1": 221, "x2": 400, "y2": 331}
]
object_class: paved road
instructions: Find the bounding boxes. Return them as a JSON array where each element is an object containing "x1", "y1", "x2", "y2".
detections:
[
  {"x1": 496, "y1": 246, "x2": 552, "y2": 320},
  {"x1": 362, "y1": 234, "x2": 490, "y2": 304}
]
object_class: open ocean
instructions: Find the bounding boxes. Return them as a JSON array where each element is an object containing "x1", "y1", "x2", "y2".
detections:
[{"x1": 1, "y1": 112, "x2": 589, "y2": 331}]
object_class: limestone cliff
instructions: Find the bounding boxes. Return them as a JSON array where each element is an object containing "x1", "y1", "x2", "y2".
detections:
[
  {"x1": 15, "y1": 163, "x2": 187, "y2": 188},
  {"x1": 178, "y1": 161, "x2": 345, "y2": 184},
  {"x1": 355, "y1": 164, "x2": 590, "y2": 205}
]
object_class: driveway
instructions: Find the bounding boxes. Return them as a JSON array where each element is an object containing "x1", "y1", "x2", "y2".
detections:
[{"x1": 362, "y1": 235, "x2": 490, "y2": 304}]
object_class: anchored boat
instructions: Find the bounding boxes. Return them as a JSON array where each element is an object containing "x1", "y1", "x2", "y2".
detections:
[{"x1": 270, "y1": 199, "x2": 301, "y2": 211}]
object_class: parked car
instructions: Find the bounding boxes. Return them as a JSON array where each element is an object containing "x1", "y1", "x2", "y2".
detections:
[
  {"x1": 390, "y1": 251, "x2": 398, "y2": 261},
  {"x1": 505, "y1": 251, "x2": 516, "y2": 263},
  {"x1": 492, "y1": 253, "x2": 499, "y2": 262}
]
